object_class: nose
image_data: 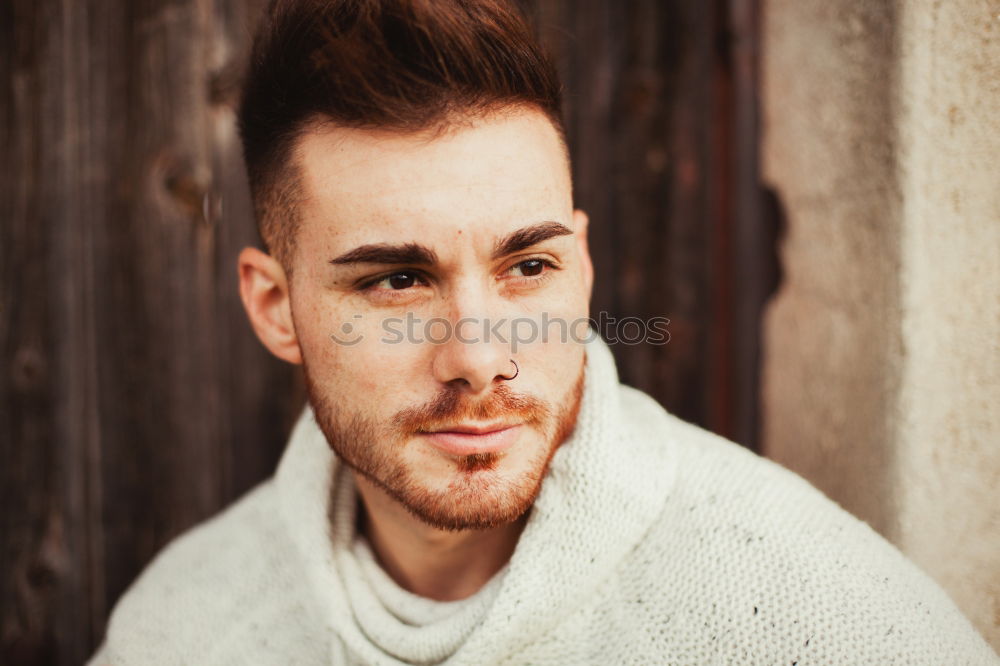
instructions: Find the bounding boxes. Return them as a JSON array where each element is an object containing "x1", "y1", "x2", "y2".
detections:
[{"x1": 430, "y1": 302, "x2": 514, "y2": 395}]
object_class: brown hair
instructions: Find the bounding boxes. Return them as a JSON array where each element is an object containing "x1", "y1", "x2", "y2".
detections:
[{"x1": 238, "y1": 0, "x2": 564, "y2": 268}]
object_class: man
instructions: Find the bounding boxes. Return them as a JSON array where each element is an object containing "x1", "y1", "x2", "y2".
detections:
[{"x1": 91, "y1": 0, "x2": 997, "y2": 664}]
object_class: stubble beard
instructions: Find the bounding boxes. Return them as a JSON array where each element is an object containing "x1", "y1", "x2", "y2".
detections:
[{"x1": 304, "y1": 360, "x2": 586, "y2": 532}]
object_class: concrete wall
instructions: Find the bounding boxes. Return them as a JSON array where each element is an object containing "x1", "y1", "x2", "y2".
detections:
[{"x1": 761, "y1": 0, "x2": 1000, "y2": 650}]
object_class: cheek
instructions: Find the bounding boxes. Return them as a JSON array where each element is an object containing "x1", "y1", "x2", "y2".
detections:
[
  {"x1": 544, "y1": 338, "x2": 586, "y2": 376},
  {"x1": 508, "y1": 277, "x2": 589, "y2": 372},
  {"x1": 518, "y1": 327, "x2": 586, "y2": 403},
  {"x1": 313, "y1": 326, "x2": 434, "y2": 415},
  {"x1": 291, "y1": 295, "x2": 376, "y2": 396},
  {"x1": 291, "y1": 286, "x2": 437, "y2": 408}
]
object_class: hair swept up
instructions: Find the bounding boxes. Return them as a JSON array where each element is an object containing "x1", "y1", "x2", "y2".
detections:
[{"x1": 238, "y1": 0, "x2": 564, "y2": 267}]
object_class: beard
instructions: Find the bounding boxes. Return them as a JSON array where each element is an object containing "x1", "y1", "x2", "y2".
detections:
[{"x1": 304, "y1": 361, "x2": 585, "y2": 532}]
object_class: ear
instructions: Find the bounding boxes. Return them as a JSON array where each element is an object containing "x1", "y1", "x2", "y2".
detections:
[
  {"x1": 237, "y1": 247, "x2": 302, "y2": 365},
  {"x1": 572, "y1": 209, "x2": 594, "y2": 300}
]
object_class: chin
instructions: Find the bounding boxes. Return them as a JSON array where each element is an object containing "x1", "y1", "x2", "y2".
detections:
[{"x1": 386, "y1": 443, "x2": 555, "y2": 531}]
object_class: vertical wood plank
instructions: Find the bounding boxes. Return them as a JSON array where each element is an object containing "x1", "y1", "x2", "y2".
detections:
[
  {"x1": 2, "y1": 1, "x2": 303, "y2": 662},
  {"x1": 2, "y1": 4, "x2": 64, "y2": 661},
  {"x1": 531, "y1": 0, "x2": 722, "y2": 428}
]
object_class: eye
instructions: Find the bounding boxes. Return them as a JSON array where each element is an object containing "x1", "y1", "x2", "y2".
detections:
[
  {"x1": 508, "y1": 259, "x2": 552, "y2": 278},
  {"x1": 366, "y1": 271, "x2": 426, "y2": 290}
]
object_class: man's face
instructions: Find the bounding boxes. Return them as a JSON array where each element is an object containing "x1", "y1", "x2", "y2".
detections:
[{"x1": 286, "y1": 108, "x2": 593, "y2": 530}]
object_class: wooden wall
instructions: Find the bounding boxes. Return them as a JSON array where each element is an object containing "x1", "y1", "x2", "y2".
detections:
[{"x1": 0, "y1": 1, "x2": 772, "y2": 663}]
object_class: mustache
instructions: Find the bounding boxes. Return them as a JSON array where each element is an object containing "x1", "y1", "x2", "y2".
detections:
[{"x1": 392, "y1": 384, "x2": 551, "y2": 434}]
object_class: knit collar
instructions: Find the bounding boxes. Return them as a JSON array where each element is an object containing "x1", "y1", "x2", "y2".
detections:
[
  {"x1": 274, "y1": 335, "x2": 675, "y2": 664},
  {"x1": 327, "y1": 463, "x2": 508, "y2": 663}
]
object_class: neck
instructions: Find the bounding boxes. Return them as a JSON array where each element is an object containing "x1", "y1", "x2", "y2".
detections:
[{"x1": 352, "y1": 473, "x2": 527, "y2": 601}]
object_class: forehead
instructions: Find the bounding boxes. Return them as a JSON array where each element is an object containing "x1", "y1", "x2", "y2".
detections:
[{"x1": 292, "y1": 109, "x2": 573, "y2": 246}]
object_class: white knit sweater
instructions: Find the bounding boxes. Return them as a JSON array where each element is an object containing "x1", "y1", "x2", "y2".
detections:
[{"x1": 91, "y1": 338, "x2": 998, "y2": 665}]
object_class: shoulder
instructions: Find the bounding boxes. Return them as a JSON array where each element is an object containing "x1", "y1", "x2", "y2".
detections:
[
  {"x1": 95, "y1": 482, "x2": 322, "y2": 665},
  {"x1": 616, "y1": 384, "x2": 997, "y2": 663}
]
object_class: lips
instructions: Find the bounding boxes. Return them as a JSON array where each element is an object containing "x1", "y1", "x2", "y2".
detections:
[{"x1": 420, "y1": 423, "x2": 522, "y2": 456}]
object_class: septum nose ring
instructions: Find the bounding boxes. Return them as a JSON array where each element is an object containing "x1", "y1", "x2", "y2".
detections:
[{"x1": 499, "y1": 359, "x2": 519, "y2": 381}]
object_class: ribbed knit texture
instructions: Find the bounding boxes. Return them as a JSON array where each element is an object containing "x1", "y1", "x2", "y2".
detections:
[
  {"x1": 333, "y1": 466, "x2": 509, "y2": 663},
  {"x1": 91, "y1": 337, "x2": 998, "y2": 665}
]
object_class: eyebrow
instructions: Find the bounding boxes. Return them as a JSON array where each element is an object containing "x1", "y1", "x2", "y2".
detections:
[
  {"x1": 327, "y1": 220, "x2": 573, "y2": 267},
  {"x1": 491, "y1": 221, "x2": 574, "y2": 260},
  {"x1": 328, "y1": 242, "x2": 438, "y2": 266}
]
